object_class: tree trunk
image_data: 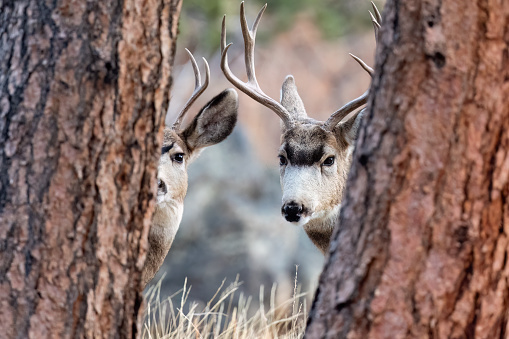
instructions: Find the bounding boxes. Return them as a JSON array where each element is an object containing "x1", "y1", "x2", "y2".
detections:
[
  {"x1": 0, "y1": 0, "x2": 181, "y2": 337},
  {"x1": 306, "y1": 0, "x2": 509, "y2": 338}
]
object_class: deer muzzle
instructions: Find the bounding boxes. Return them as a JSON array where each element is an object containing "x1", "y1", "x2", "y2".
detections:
[
  {"x1": 158, "y1": 179, "x2": 167, "y2": 195},
  {"x1": 282, "y1": 201, "x2": 304, "y2": 222},
  {"x1": 280, "y1": 166, "x2": 318, "y2": 225}
]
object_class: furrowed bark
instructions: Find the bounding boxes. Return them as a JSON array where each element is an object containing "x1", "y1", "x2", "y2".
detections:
[
  {"x1": 0, "y1": 0, "x2": 182, "y2": 337},
  {"x1": 306, "y1": 0, "x2": 509, "y2": 338}
]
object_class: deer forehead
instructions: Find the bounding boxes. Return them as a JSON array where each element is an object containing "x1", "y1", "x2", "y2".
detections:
[
  {"x1": 280, "y1": 125, "x2": 343, "y2": 166},
  {"x1": 162, "y1": 128, "x2": 189, "y2": 155}
]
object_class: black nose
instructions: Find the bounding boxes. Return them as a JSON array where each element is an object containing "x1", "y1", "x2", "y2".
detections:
[
  {"x1": 158, "y1": 179, "x2": 167, "y2": 194},
  {"x1": 282, "y1": 202, "x2": 303, "y2": 222}
]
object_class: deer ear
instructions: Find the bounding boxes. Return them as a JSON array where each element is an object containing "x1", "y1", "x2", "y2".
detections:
[
  {"x1": 182, "y1": 88, "x2": 238, "y2": 155},
  {"x1": 280, "y1": 75, "x2": 308, "y2": 122},
  {"x1": 335, "y1": 108, "x2": 366, "y2": 145}
]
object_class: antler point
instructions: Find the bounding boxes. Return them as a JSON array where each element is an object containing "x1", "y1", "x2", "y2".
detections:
[{"x1": 220, "y1": 2, "x2": 293, "y2": 127}]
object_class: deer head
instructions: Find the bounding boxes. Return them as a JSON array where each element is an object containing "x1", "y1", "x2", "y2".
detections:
[
  {"x1": 221, "y1": 2, "x2": 380, "y2": 254},
  {"x1": 143, "y1": 50, "x2": 239, "y2": 286}
]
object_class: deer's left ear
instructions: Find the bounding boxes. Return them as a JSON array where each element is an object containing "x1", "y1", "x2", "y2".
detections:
[
  {"x1": 334, "y1": 108, "x2": 366, "y2": 145},
  {"x1": 182, "y1": 88, "x2": 238, "y2": 154}
]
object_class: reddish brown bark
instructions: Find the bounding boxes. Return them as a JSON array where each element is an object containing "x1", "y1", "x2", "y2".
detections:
[
  {"x1": 306, "y1": 0, "x2": 509, "y2": 338},
  {"x1": 0, "y1": 0, "x2": 181, "y2": 337}
]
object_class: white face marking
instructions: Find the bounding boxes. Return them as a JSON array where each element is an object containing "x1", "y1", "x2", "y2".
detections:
[
  {"x1": 281, "y1": 166, "x2": 321, "y2": 217},
  {"x1": 291, "y1": 215, "x2": 311, "y2": 227},
  {"x1": 157, "y1": 142, "x2": 188, "y2": 206},
  {"x1": 279, "y1": 138, "x2": 347, "y2": 228},
  {"x1": 280, "y1": 164, "x2": 341, "y2": 223}
]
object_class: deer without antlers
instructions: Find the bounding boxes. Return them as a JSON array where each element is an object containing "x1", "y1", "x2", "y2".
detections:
[
  {"x1": 221, "y1": 2, "x2": 380, "y2": 254},
  {"x1": 142, "y1": 50, "x2": 238, "y2": 286}
]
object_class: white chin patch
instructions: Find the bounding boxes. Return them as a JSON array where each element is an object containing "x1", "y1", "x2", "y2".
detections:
[{"x1": 289, "y1": 215, "x2": 311, "y2": 227}]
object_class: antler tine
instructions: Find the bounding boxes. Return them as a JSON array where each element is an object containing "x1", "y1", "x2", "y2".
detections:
[
  {"x1": 172, "y1": 49, "x2": 210, "y2": 130},
  {"x1": 188, "y1": 48, "x2": 202, "y2": 89},
  {"x1": 370, "y1": 2, "x2": 382, "y2": 41},
  {"x1": 323, "y1": 3, "x2": 382, "y2": 131},
  {"x1": 240, "y1": 2, "x2": 265, "y2": 84},
  {"x1": 323, "y1": 90, "x2": 369, "y2": 130},
  {"x1": 369, "y1": 11, "x2": 381, "y2": 41},
  {"x1": 349, "y1": 53, "x2": 374, "y2": 77},
  {"x1": 371, "y1": 1, "x2": 382, "y2": 26},
  {"x1": 221, "y1": 2, "x2": 293, "y2": 128}
]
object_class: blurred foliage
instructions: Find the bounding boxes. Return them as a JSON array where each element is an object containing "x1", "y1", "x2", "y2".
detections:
[{"x1": 179, "y1": 0, "x2": 384, "y2": 53}]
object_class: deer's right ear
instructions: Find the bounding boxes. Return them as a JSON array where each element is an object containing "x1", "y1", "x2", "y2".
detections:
[
  {"x1": 182, "y1": 88, "x2": 238, "y2": 156},
  {"x1": 280, "y1": 75, "x2": 308, "y2": 122}
]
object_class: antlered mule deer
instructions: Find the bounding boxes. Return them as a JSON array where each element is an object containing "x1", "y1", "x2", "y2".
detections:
[
  {"x1": 221, "y1": 2, "x2": 380, "y2": 254},
  {"x1": 142, "y1": 50, "x2": 238, "y2": 286}
]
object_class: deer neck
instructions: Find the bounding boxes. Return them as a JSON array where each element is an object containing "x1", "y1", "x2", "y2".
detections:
[
  {"x1": 302, "y1": 203, "x2": 341, "y2": 254},
  {"x1": 142, "y1": 200, "x2": 183, "y2": 286}
]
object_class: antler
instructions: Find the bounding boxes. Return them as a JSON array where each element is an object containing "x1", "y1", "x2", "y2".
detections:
[
  {"x1": 221, "y1": 2, "x2": 294, "y2": 129},
  {"x1": 323, "y1": 1, "x2": 381, "y2": 130},
  {"x1": 370, "y1": 1, "x2": 382, "y2": 42},
  {"x1": 323, "y1": 90, "x2": 369, "y2": 130},
  {"x1": 172, "y1": 48, "x2": 210, "y2": 130}
]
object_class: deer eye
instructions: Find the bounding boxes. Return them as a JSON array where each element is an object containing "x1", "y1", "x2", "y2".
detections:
[
  {"x1": 278, "y1": 155, "x2": 288, "y2": 166},
  {"x1": 323, "y1": 156, "x2": 335, "y2": 166},
  {"x1": 172, "y1": 153, "x2": 184, "y2": 163}
]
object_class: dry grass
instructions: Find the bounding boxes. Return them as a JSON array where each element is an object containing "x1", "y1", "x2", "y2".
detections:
[{"x1": 142, "y1": 272, "x2": 308, "y2": 339}]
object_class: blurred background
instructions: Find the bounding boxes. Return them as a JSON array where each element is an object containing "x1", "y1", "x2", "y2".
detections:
[{"x1": 147, "y1": 0, "x2": 383, "y2": 311}]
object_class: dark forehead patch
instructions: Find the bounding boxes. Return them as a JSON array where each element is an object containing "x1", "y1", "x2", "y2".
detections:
[
  {"x1": 283, "y1": 126, "x2": 329, "y2": 166},
  {"x1": 161, "y1": 143, "x2": 174, "y2": 155},
  {"x1": 162, "y1": 128, "x2": 190, "y2": 155},
  {"x1": 285, "y1": 143, "x2": 324, "y2": 166}
]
